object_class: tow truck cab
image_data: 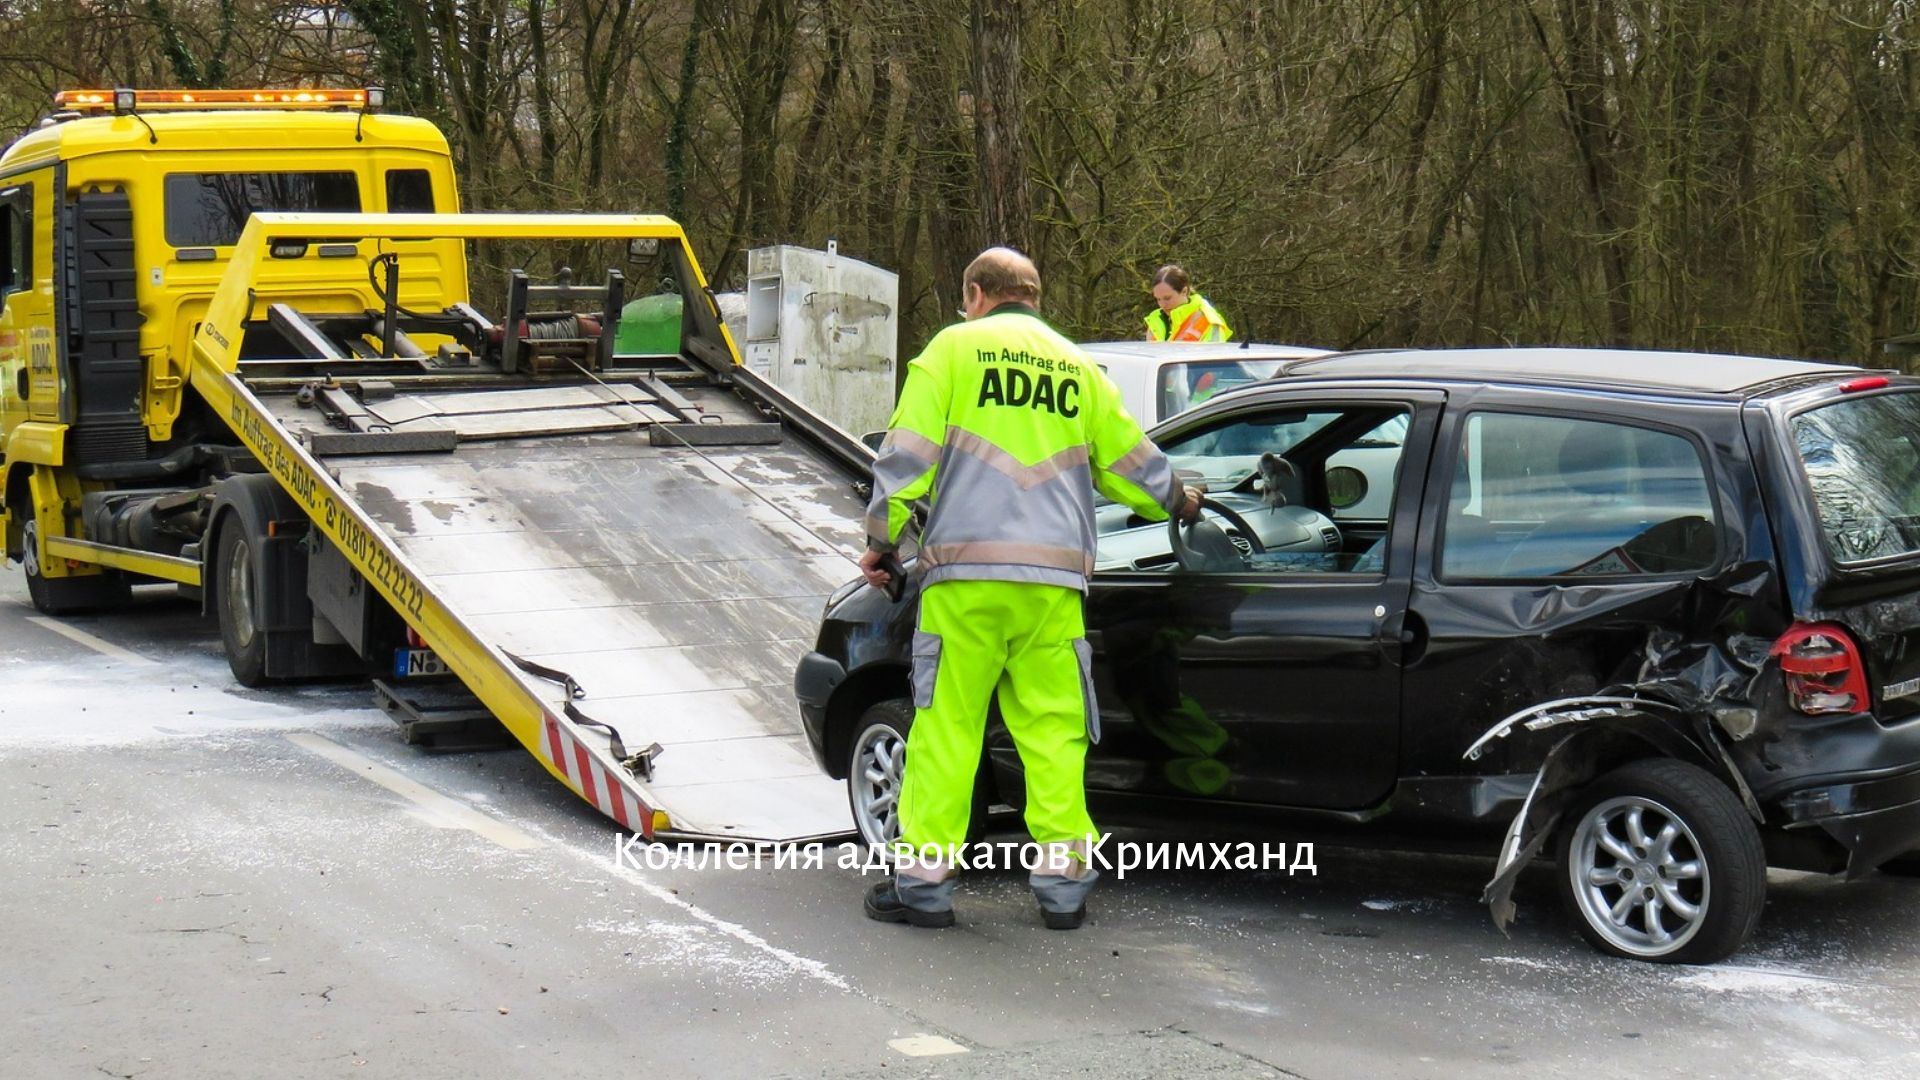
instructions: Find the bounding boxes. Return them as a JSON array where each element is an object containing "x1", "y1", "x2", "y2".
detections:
[{"x1": 0, "y1": 89, "x2": 464, "y2": 595}]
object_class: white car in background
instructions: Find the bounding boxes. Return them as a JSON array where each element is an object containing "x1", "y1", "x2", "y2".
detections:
[
  {"x1": 1077, "y1": 340, "x2": 1329, "y2": 426},
  {"x1": 1078, "y1": 340, "x2": 1402, "y2": 530}
]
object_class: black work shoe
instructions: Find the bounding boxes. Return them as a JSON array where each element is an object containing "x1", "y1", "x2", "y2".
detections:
[
  {"x1": 1041, "y1": 905, "x2": 1087, "y2": 930},
  {"x1": 864, "y1": 880, "x2": 955, "y2": 928}
]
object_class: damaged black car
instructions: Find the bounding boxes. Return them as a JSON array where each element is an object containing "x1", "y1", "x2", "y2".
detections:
[{"x1": 794, "y1": 347, "x2": 1920, "y2": 964}]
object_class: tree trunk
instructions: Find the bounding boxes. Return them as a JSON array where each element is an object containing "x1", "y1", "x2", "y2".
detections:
[
  {"x1": 1392, "y1": 0, "x2": 1448, "y2": 343},
  {"x1": 581, "y1": 0, "x2": 639, "y2": 192},
  {"x1": 1535, "y1": 0, "x2": 1634, "y2": 346},
  {"x1": 971, "y1": 0, "x2": 1031, "y2": 253},
  {"x1": 785, "y1": 2, "x2": 849, "y2": 237},
  {"x1": 527, "y1": 0, "x2": 558, "y2": 195},
  {"x1": 666, "y1": 0, "x2": 711, "y2": 225},
  {"x1": 901, "y1": 0, "x2": 973, "y2": 323}
]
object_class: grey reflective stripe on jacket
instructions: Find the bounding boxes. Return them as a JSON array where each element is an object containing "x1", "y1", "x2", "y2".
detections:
[
  {"x1": 916, "y1": 425, "x2": 1105, "y2": 592},
  {"x1": 1108, "y1": 434, "x2": 1184, "y2": 516},
  {"x1": 865, "y1": 428, "x2": 941, "y2": 548}
]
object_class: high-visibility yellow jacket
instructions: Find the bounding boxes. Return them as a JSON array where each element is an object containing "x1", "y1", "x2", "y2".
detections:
[
  {"x1": 866, "y1": 304, "x2": 1184, "y2": 592},
  {"x1": 1144, "y1": 292, "x2": 1233, "y2": 343}
]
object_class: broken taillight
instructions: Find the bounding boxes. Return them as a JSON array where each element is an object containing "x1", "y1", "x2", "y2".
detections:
[{"x1": 1770, "y1": 623, "x2": 1870, "y2": 715}]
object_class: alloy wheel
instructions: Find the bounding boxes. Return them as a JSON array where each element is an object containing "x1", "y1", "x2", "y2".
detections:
[
  {"x1": 850, "y1": 722, "x2": 906, "y2": 849},
  {"x1": 1568, "y1": 794, "x2": 1710, "y2": 957}
]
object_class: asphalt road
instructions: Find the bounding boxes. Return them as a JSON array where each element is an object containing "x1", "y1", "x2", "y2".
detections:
[{"x1": 3, "y1": 573, "x2": 1919, "y2": 1079}]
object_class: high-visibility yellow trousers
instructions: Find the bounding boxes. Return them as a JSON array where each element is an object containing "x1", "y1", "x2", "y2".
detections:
[{"x1": 898, "y1": 579, "x2": 1098, "y2": 857}]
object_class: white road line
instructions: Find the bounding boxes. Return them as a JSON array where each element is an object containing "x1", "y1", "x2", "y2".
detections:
[
  {"x1": 285, "y1": 732, "x2": 543, "y2": 851},
  {"x1": 889, "y1": 1035, "x2": 969, "y2": 1057},
  {"x1": 25, "y1": 616, "x2": 160, "y2": 667},
  {"x1": 283, "y1": 730, "x2": 856, "y2": 993},
  {"x1": 514, "y1": 816, "x2": 856, "y2": 993},
  {"x1": 619, "y1": 863, "x2": 854, "y2": 993}
]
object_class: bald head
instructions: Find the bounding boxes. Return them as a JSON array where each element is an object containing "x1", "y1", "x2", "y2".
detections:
[{"x1": 964, "y1": 247, "x2": 1042, "y2": 307}]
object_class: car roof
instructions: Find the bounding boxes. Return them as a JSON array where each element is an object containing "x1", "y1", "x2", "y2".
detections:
[
  {"x1": 1077, "y1": 340, "x2": 1328, "y2": 365},
  {"x1": 1283, "y1": 347, "x2": 1871, "y2": 396}
]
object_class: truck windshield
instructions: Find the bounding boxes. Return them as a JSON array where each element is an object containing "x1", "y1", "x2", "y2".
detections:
[
  {"x1": 1791, "y1": 389, "x2": 1920, "y2": 563},
  {"x1": 164, "y1": 171, "x2": 360, "y2": 247}
]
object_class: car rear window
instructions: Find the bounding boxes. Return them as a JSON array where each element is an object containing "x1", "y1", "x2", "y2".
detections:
[
  {"x1": 1791, "y1": 390, "x2": 1920, "y2": 564},
  {"x1": 164, "y1": 171, "x2": 361, "y2": 247},
  {"x1": 1156, "y1": 358, "x2": 1286, "y2": 421}
]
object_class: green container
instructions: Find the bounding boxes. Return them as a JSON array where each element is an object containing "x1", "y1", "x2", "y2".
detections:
[{"x1": 615, "y1": 293, "x2": 683, "y2": 354}]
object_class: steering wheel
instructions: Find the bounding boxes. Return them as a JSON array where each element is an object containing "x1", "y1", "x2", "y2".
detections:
[{"x1": 1169, "y1": 498, "x2": 1267, "y2": 572}]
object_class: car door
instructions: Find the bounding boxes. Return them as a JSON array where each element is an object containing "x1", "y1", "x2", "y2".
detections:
[
  {"x1": 1081, "y1": 387, "x2": 1443, "y2": 810},
  {"x1": 1397, "y1": 394, "x2": 1732, "y2": 779}
]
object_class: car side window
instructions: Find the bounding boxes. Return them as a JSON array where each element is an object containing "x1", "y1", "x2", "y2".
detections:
[
  {"x1": 1442, "y1": 412, "x2": 1717, "y2": 580},
  {"x1": 1095, "y1": 402, "x2": 1410, "y2": 574}
]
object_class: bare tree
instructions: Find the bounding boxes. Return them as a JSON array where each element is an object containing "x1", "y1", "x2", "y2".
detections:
[{"x1": 970, "y1": 0, "x2": 1029, "y2": 253}]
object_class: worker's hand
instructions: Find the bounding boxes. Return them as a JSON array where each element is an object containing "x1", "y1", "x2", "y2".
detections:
[
  {"x1": 1176, "y1": 485, "x2": 1205, "y2": 523},
  {"x1": 858, "y1": 547, "x2": 894, "y2": 590}
]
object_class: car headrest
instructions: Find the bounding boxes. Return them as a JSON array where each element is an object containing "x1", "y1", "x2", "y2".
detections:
[{"x1": 1557, "y1": 423, "x2": 1631, "y2": 497}]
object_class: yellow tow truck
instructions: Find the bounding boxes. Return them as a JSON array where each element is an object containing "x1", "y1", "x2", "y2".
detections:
[{"x1": 0, "y1": 89, "x2": 872, "y2": 842}]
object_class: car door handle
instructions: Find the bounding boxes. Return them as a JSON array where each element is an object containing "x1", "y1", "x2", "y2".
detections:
[
  {"x1": 1376, "y1": 608, "x2": 1429, "y2": 665},
  {"x1": 1398, "y1": 609, "x2": 1429, "y2": 665}
]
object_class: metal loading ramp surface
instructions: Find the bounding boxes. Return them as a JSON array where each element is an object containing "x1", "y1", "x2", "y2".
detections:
[{"x1": 273, "y1": 381, "x2": 869, "y2": 843}]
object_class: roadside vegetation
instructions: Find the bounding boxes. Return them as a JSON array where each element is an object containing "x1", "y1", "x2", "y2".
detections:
[{"x1": 2, "y1": 0, "x2": 1918, "y2": 361}]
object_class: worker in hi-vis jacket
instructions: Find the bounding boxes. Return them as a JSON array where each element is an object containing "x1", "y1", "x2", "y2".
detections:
[
  {"x1": 1143, "y1": 263, "x2": 1233, "y2": 343},
  {"x1": 858, "y1": 246, "x2": 1201, "y2": 929}
]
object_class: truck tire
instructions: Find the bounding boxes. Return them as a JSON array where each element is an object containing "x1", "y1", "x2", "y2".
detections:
[
  {"x1": 21, "y1": 517, "x2": 130, "y2": 615},
  {"x1": 845, "y1": 698, "x2": 995, "y2": 851},
  {"x1": 1556, "y1": 758, "x2": 1765, "y2": 964},
  {"x1": 215, "y1": 516, "x2": 269, "y2": 687}
]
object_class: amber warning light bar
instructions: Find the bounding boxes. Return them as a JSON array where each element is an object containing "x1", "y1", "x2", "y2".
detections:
[{"x1": 54, "y1": 87, "x2": 382, "y2": 113}]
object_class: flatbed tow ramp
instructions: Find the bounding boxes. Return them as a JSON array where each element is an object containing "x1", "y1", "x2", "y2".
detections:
[{"x1": 189, "y1": 214, "x2": 872, "y2": 843}]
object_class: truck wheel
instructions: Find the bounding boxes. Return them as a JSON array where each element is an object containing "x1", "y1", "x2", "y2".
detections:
[
  {"x1": 216, "y1": 518, "x2": 269, "y2": 687},
  {"x1": 21, "y1": 518, "x2": 129, "y2": 615},
  {"x1": 845, "y1": 698, "x2": 994, "y2": 851},
  {"x1": 1556, "y1": 758, "x2": 1765, "y2": 964}
]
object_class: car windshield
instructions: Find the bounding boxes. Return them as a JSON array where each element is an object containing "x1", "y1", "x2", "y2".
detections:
[
  {"x1": 1160, "y1": 411, "x2": 1405, "y2": 489},
  {"x1": 1791, "y1": 389, "x2": 1920, "y2": 563},
  {"x1": 1155, "y1": 359, "x2": 1287, "y2": 421}
]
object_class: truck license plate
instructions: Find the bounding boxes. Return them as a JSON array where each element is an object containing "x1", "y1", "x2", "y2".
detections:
[{"x1": 395, "y1": 648, "x2": 449, "y2": 678}]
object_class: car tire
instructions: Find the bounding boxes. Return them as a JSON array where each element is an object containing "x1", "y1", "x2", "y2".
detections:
[
  {"x1": 215, "y1": 518, "x2": 269, "y2": 688},
  {"x1": 845, "y1": 698, "x2": 994, "y2": 851},
  {"x1": 1556, "y1": 758, "x2": 1765, "y2": 964},
  {"x1": 21, "y1": 517, "x2": 130, "y2": 615}
]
